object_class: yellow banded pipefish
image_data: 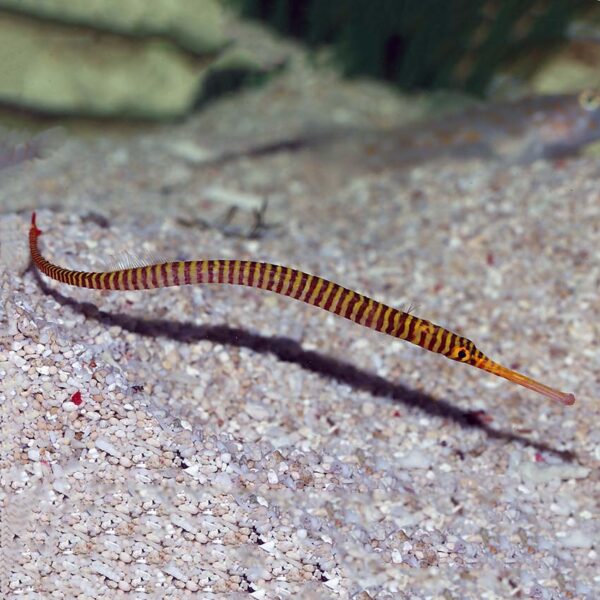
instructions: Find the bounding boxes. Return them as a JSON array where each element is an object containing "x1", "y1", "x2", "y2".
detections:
[{"x1": 29, "y1": 213, "x2": 576, "y2": 407}]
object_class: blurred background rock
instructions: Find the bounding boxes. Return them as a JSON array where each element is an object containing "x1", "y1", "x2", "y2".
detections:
[
  {"x1": 0, "y1": 0, "x2": 284, "y2": 123},
  {"x1": 0, "y1": 0, "x2": 599, "y2": 126}
]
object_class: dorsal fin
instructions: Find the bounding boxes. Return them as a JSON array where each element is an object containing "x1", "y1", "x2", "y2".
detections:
[{"x1": 100, "y1": 249, "x2": 172, "y2": 272}]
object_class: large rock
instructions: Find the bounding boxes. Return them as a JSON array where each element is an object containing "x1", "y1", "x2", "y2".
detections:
[
  {"x1": 0, "y1": 9, "x2": 284, "y2": 120},
  {"x1": 0, "y1": 13, "x2": 210, "y2": 119},
  {"x1": 0, "y1": 0, "x2": 225, "y2": 54}
]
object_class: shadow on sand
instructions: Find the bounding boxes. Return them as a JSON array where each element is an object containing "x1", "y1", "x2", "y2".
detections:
[{"x1": 34, "y1": 269, "x2": 575, "y2": 461}]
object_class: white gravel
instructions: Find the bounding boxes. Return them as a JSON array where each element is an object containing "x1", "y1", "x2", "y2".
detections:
[{"x1": 0, "y1": 50, "x2": 598, "y2": 600}]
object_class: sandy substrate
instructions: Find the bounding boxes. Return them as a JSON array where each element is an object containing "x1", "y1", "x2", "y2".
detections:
[{"x1": 1, "y1": 51, "x2": 599, "y2": 600}]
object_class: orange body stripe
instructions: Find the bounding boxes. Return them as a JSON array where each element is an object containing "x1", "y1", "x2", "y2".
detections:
[
  {"x1": 279, "y1": 267, "x2": 294, "y2": 296},
  {"x1": 249, "y1": 262, "x2": 260, "y2": 288},
  {"x1": 338, "y1": 290, "x2": 355, "y2": 318},
  {"x1": 317, "y1": 281, "x2": 335, "y2": 308},
  {"x1": 261, "y1": 263, "x2": 272, "y2": 289},
  {"x1": 328, "y1": 285, "x2": 345, "y2": 314}
]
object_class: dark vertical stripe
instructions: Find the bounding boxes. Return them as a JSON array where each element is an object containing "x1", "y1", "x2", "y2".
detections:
[
  {"x1": 322, "y1": 282, "x2": 339, "y2": 311},
  {"x1": 394, "y1": 312, "x2": 407, "y2": 337},
  {"x1": 281, "y1": 268, "x2": 297, "y2": 296},
  {"x1": 160, "y1": 263, "x2": 169, "y2": 287},
  {"x1": 374, "y1": 303, "x2": 387, "y2": 332},
  {"x1": 312, "y1": 279, "x2": 329, "y2": 306},
  {"x1": 278, "y1": 266, "x2": 288, "y2": 291},
  {"x1": 171, "y1": 263, "x2": 179, "y2": 286},
  {"x1": 221, "y1": 260, "x2": 229, "y2": 284},
  {"x1": 304, "y1": 275, "x2": 320, "y2": 304},
  {"x1": 184, "y1": 261, "x2": 191, "y2": 285},
  {"x1": 415, "y1": 328, "x2": 425, "y2": 348},
  {"x1": 367, "y1": 301, "x2": 378, "y2": 327},
  {"x1": 340, "y1": 293, "x2": 357, "y2": 320},
  {"x1": 447, "y1": 333, "x2": 458, "y2": 355},
  {"x1": 247, "y1": 261, "x2": 255, "y2": 286},
  {"x1": 432, "y1": 326, "x2": 446, "y2": 352},
  {"x1": 294, "y1": 271, "x2": 307, "y2": 299},
  {"x1": 362, "y1": 301, "x2": 376, "y2": 327},
  {"x1": 196, "y1": 260, "x2": 206, "y2": 283},
  {"x1": 264, "y1": 264, "x2": 274, "y2": 290},
  {"x1": 267, "y1": 265, "x2": 278, "y2": 291},
  {"x1": 383, "y1": 308, "x2": 397, "y2": 335},
  {"x1": 437, "y1": 328, "x2": 450, "y2": 354},
  {"x1": 427, "y1": 327, "x2": 440, "y2": 352},
  {"x1": 426, "y1": 329, "x2": 437, "y2": 351},
  {"x1": 314, "y1": 277, "x2": 328, "y2": 303},
  {"x1": 256, "y1": 263, "x2": 266, "y2": 288},
  {"x1": 405, "y1": 316, "x2": 417, "y2": 342},
  {"x1": 233, "y1": 260, "x2": 243, "y2": 285},
  {"x1": 354, "y1": 298, "x2": 369, "y2": 323},
  {"x1": 266, "y1": 263, "x2": 275, "y2": 290}
]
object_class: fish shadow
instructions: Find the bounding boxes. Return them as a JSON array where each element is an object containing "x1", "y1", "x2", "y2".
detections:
[{"x1": 33, "y1": 269, "x2": 575, "y2": 461}]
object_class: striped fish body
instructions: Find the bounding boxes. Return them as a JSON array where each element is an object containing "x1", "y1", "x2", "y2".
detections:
[{"x1": 29, "y1": 213, "x2": 576, "y2": 407}]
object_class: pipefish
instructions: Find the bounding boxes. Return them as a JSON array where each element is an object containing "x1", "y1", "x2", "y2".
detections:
[{"x1": 29, "y1": 213, "x2": 575, "y2": 407}]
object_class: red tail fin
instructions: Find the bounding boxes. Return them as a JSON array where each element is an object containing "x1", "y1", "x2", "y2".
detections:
[{"x1": 31, "y1": 212, "x2": 42, "y2": 236}]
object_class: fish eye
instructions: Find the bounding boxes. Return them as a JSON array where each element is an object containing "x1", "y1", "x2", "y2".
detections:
[
  {"x1": 450, "y1": 346, "x2": 471, "y2": 362},
  {"x1": 578, "y1": 89, "x2": 600, "y2": 111}
]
